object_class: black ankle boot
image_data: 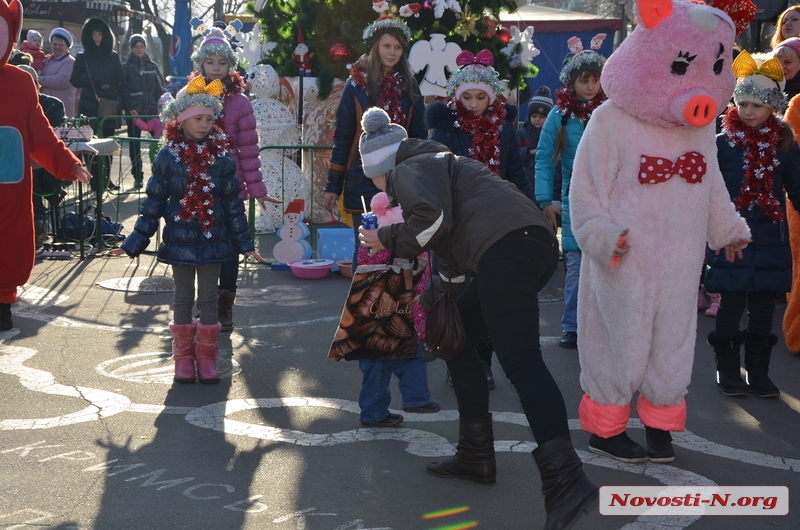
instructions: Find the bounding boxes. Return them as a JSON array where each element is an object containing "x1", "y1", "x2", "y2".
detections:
[
  {"x1": 532, "y1": 434, "x2": 598, "y2": 530},
  {"x1": 588, "y1": 431, "x2": 648, "y2": 463},
  {"x1": 707, "y1": 331, "x2": 749, "y2": 396},
  {"x1": 426, "y1": 414, "x2": 496, "y2": 484},
  {"x1": 645, "y1": 426, "x2": 675, "y2": 463},
  {"x1": 0, "y1": 303, "x2": 12, "y2": 331},
  {"x1": 743, "y1": 331, "x2": 780, "y2": 397}
]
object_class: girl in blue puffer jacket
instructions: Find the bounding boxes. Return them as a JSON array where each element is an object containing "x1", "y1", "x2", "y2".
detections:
[{"x1": 114, "y1": 78, "x2": 263, "y2": 385}]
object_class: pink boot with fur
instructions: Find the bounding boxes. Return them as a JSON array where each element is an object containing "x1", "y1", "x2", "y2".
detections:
[{"x1": 195, "y1": 322, "x2": 222, "y2": 384}]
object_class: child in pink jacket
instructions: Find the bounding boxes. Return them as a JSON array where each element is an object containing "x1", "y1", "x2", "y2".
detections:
[
  {"x1": 19, "y1": 29, "x2": 45, "y2": 70},
  {"x1": 185, "y1": 28, "x2": 280, "y2": 329}
]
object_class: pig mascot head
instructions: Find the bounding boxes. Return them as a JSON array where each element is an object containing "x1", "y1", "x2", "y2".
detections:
[
  {"x1": 0, "y1": 0, "x2": 22, "y2": 68},
  {"x1": 602, "y1": 0, "x2": 736, "y2": 129}
]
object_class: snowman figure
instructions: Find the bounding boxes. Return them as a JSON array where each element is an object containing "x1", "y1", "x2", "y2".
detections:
[
  {"x1": 247, "y1": 64, "x2": 308, "y2": 232},
  {"x1": 273, "y1": 199, "x2": 312, "y2": 265}
]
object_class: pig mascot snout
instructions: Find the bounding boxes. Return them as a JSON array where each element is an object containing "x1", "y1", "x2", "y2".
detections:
[{"x1": 569, "y1": 0, "x2": 752, "y2": 463}]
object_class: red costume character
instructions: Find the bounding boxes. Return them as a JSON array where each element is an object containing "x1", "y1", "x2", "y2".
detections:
[{"x1": 0, "y1": 0, "x2": 89, "y2": 330}]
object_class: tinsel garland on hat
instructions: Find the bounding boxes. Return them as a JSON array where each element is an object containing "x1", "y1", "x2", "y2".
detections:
[
  {"x1": 446, "y1": 63, "x2": 503, "y2": 100},
  {"x1": 734, "y1": 79, "x2": 788, "y2": 114},
  {"x1": 450, "y1": 99, "x2": 506, "y2": 175},
  {"x1": 722, "y1": 107, "x2": 785, "y2": 222},
  {"x1": 163, "y1": 122, "x2": 233, "y2": 237},
  {"x1": 348, "y1": 62, "x2": 406, "y2": 126}
]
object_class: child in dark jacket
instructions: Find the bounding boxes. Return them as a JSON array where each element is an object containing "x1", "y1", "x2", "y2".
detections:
[
  {"x1": 706, "y1": 51, "x2": 800, "y2": 398},
  {"x1": 517, "y1": 86, "x2": 552, "y2": 175},
  {"x1": 114, "y1": 80, "x2": 263, "y2": 384},
  {"x1": 424, "y1": 49, "x2": 534, "y2": 200}
]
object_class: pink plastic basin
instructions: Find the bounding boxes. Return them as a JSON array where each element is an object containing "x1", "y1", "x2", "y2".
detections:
[{"x1": 288, "y1": 259, "x2": 333, "y2": 279}]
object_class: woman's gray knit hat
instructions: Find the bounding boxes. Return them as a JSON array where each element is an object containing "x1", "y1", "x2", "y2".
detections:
[{"x1": 359, "y1": 107, "x2": 408, "y2": 178}]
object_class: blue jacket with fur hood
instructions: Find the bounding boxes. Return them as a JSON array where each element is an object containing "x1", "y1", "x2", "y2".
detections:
[
  {"x1": 425, "y1": 101, "x2": 534, "y2": 200},
  {"x1": 121, "y1": 145, "x2": 254, "y2": 265}
]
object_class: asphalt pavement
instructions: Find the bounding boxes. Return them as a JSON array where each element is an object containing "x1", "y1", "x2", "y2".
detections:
[{"x1": 1, "y1": 192, "x2": 799, "y2": 530}]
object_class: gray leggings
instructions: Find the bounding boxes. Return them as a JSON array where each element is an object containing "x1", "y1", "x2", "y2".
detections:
[{"x1": 172, "y1": 263, "x2": 221, "y2": 325}]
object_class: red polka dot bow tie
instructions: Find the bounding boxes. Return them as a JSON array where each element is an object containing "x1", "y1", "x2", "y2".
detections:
[{"x1": 638, "y1": 152, "x2": 707, "y2": 185}]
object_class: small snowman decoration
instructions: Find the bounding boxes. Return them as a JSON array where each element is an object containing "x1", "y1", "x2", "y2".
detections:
[{"x1": 273, "y1": 199, "x2": 312, "y2": 264}]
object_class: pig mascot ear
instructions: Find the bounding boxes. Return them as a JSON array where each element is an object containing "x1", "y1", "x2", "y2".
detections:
[{"x1": 634, "y1": 0, "x2": 674, "y2": 29}]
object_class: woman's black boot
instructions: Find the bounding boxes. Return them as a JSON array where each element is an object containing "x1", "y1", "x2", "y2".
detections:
[
  {"x1": 532, "y1": 434, "x2": 598, "y2": 530},
  {"x1": 0, "y1": 303, "x2": 12, "y2": 331},
  {"x1": 426, "y1": 414, "x2": 496, "y2": 484}
]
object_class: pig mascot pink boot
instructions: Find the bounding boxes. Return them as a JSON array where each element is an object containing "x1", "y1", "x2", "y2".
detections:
[{"x1": 570, "y1": 0, "x2": 751, "y2": 464}]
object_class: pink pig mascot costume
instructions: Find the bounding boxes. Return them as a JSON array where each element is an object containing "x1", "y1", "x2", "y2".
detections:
[{"x1": 570, "y1": 0, "x2": 751, "y2": 464}]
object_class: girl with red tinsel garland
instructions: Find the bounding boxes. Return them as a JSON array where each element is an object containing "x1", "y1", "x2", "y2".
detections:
[
  {"x1": 424, "y1": 48, "x2": 535, "y2": 388},
  {"x1": 183, "y1": 28, "x2": 280, "y2": 332},
  {"x1": 706, "y1": 51, "x2": 800, "y2": 398},
  {"x1": 535, "y1": 45, "x2": 607, "y2": 351},
  {"x1": 322, "y1": 16, "x2": 426, "y2": 264},
  {"x1": 424, "y1": 49, "x2": 534, "y2": 201},
  {"x1": 114, "y1": 80, "x2": 264, "y2": 385}
]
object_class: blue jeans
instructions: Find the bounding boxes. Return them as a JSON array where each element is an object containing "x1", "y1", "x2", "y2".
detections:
[
  {"x1": 561, "y1": 249, "x2": 582, "y2": 334},
  {"x1": 358, "y1": 353, "x2": 432, "y2": 423}
]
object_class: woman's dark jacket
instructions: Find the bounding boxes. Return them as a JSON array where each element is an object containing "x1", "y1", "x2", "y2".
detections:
[
  {"x1": 705, "y1": 132, "x2": 800, "y2": 292},
  {"x1": 325, "y1": 68, "x2": 427, "y2": 212},
  {"x1": 121, "y1": 51, "x2": 165, "y2": 115},
  {"x1": 425, "y1": 101, "x2": 534, "y2": 200},
  {"x1": 378, "y1": 139, "x2": 553, "y2": 308},
  {"x1": 69, "y1": 18, "x2": 128, "y2": 131},
  {"x1": 121, "y1": 146, "x2": 255, "y2": 265}
]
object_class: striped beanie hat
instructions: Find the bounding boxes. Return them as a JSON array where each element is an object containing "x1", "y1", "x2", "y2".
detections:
[{"x1": 358, "y1": 107, "x2": 408, "y2": 179}]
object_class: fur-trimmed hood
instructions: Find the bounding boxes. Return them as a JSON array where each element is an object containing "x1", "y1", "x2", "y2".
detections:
[
  {"x1": 80, "y1": 17, "x2": 114, "y2": 56},
  {"x1": 424, "y1": 101, "x2": 517, "y2": 132}
]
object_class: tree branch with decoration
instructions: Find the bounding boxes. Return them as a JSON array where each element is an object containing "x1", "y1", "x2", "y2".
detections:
[{"x1": 250, "y1": 0, "x2": 538, "y2": 98}]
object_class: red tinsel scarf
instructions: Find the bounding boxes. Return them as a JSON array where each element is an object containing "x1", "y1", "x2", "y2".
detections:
[
  {"x1": 348, "y1": 62, "x2": 406, "y2": 125},
  {"x1": 450, "y1": 99, "x2": 506, "y2": 175},
  {"x1": 723, "y1": 107, "x2": 785, "y2": 222},
  {"x1": 163, "y1": 122, "x2": 232, "y2": 237},
  {"x1": 555, "y1": 86, "x2": 606, "y2": 124}
]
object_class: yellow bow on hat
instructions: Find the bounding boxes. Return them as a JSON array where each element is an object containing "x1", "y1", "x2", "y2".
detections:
[
  {"x1": 186, "y1": 76, "x2": 224, "y2": 97},
  {"x1": 732, "y1": 51, "x2": 785, "y2": 82}
]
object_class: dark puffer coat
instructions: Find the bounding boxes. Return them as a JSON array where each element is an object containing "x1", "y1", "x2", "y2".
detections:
[
  {"x1": 705, "y1": 132, "x2": 800, "y2": 293},
  {"x1": 120, "y1": 145, "x2": 255, "y2": 265},
  {"x1": 425, "y1": 101, "x2": 534, "y2": 200},
  {"x1": 121, "y1": 51, "x2": 165, "y2": 115},
  {"x1": 69, "y1": 18, "x2": 128, "y2": 133}
]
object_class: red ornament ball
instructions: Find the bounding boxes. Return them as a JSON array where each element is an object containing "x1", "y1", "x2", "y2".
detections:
[
  {"x1": 479, "y1": 16, "x2": 498, "y2": 40},
  {"x1": 330, "y1": 41, "x2": 355, "y2": 63},
  {"x1": 497, "y1": 27, "x2": 512, "y2": 43}
]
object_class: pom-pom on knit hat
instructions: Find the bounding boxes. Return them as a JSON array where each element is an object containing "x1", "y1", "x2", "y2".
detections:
[
  {"x1": 447, "y1": 49, "x2": 504, "y2": 104},
  {"x1": 191, "y1": 28, "x2": 237, "y2": 67},
  {"x1": 363, "y1": 16, "x2": 412, "y2": 48},
  {"x1": 161, "y1": 76, "x2": 224, "y2": 123},
  {"x1": 528, "y1": 86, "x2": 553, "y2": 116},
  {"x1": 49, "y1": 27, "x2": 73, "y2": 48},
  {"x1": 732, "y1": 50, "x2": 787, "y2": 113},
  {"x1": 359, "y1": 107, "x2": 408, "y2": 178},
  {"x1": 559, "y1": 49, "x2": 606, "y2": 85}
]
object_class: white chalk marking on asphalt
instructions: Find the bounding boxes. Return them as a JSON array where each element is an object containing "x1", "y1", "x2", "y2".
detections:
[
  {"x1": 18, "y1": 284, "x2": 70, "y2": 308},
  {"x1": 128, "y1": 404, "x2": 196, "y2": 414},
  {"x1": 184, "y1": 397, "x2": 456, "y2": 457},
  {"x1": 332, "y1": 520, "x2": 392, "y2": 530},
  {"x1": 0, "y1": 346, "x2": 130, "y2": 429},
  {"x1": 0, "y1": 508, "x2": 53, "y2": 530}
]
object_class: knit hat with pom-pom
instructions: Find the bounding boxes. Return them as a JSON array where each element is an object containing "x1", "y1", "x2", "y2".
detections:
[
  {"x1": 528, "y1": 86, "x2": 553, "y2": 117},
  {"x1": 358, "y1": 107, "x2": 408, "y2": 179}
]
